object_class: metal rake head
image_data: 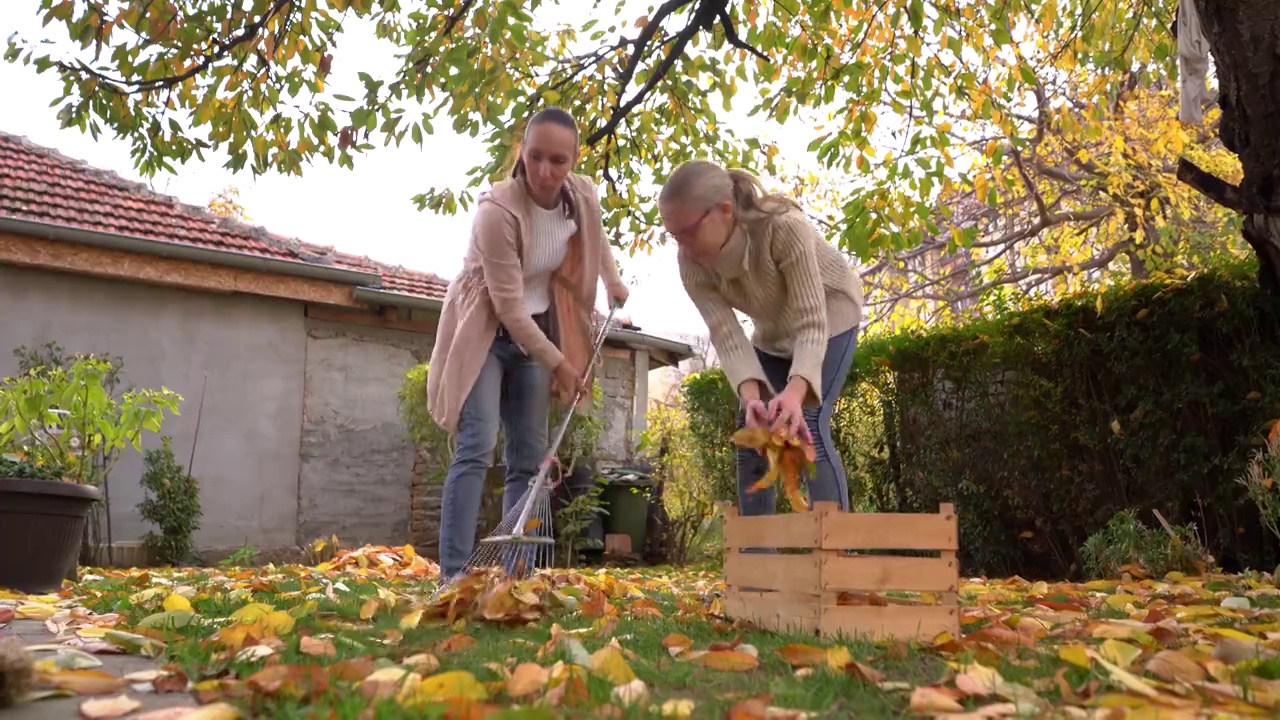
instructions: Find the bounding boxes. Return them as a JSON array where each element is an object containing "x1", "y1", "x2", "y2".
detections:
[{"x1": 465, "y1": 480, "x2": 558, "y2": 580}]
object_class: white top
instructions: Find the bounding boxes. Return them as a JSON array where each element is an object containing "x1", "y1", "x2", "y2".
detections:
[{"x1": 523, "y1": 202, "x2": 576, "y2": 314}]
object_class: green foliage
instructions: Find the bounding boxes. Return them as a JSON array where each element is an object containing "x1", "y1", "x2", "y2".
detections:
[
  {"x1": 0, "y1": 355, "x2": 183, "y2": 485},
  {"x1": 0, "y1": 451, "x2": 64, "y2": 480},
  {"x1": 843, "y1": 258, "x2": 1280, "y2": 578},
  {"x1": 137, "y1": 436, "x2": 203, "y2": 566},
  {"x1": 1080, "y1": 510, "x2": 1210, "y2": 581},
  {"x1": 556, "y1": 475, "x2": 608, "y2": 567},
  {"x1": 399, "y1": 362, "x2": 605, "y2": 483},
  {"x1": 642, "y1": 401, "x2": 720, "y2": 566},
  {"x1": 678, "y1": 370, "x2": 740, "y2": 505},
  {"x1": 397, "y1": 363, "x2": 453, "y2": 485}
]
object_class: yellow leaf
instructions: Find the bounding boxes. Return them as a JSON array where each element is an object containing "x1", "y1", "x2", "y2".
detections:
[
  {"x1": 162, "y1": 593, "x2": 193, "y2": 613},
  {"x1": 542, "y1": 90, "x2": 561, "y2": 104},
  {"x1": 261, "y1": 610, "x2": 295, "y2": 635},
  {"x1": 661, "y1": 698, "x2": 696, "y2": 717},
  {"x1": 359, "y1": 597, "x2": 380, "y2": 620},
  {"x1": 825, "y1": 646, "x2": 854, "y2": 671},
  {"x1": 400, "y1": 608, "x2": 424, "y2": 630},
  {"x1": 1058, "y1": 644, "x2": 1091, "y2": 669},
  {"x1": 590, "y1": 645, "x2": 637, "y2": 685},
  {"x1": 231, "y1": 603, "x2": 274, "y2": 622},
  {"x1": 1086, "y1": 650, "x2": 1159, "y2": 698},
  {"x1": 404, "y1": 670, "x2": 489, "y2": 704},
  {"x1": 1099, "y1": 639, "x2": 1142, "y2": 669}
]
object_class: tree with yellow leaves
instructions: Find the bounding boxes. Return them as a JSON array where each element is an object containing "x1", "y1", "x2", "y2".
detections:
[{"x1": 5, "y1": 0, "x2": 1275, "y2": 291}]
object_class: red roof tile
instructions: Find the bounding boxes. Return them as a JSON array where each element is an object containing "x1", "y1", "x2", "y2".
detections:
[{"x1": 0, "y1": 131, "x2": 450, "y2": 300}]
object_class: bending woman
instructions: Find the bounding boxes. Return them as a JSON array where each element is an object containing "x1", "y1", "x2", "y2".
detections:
[
  {"x1": 660, "y1": 160, "x2": 864, "y2": 518},
  {"x1": 427, "y1": 107, "x2": 628, "y2": 582}
]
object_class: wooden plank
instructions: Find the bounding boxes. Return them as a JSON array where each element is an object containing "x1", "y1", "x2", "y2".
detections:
[
  {"x1": 306, "y1": 304, "x2": 437, "y2": 334},
  {"x1": 724, "y1": 552, "x2": 820, "y2": 593},
  {"x1": 723, "y1": 590, "x2": 819, "y2": 635},
  {"x1": 0, "y1": 231, "x2": 361, "y2": 308},
  {"x1": 820, "y1": 554, "x2": 958, "y2": 593},
  {"x1": 820, "y1": 512, "x2": 957, "y2": 551},
  {"x1": 724, "y1": 511, "x2": 820, "y2": 550},
  {"x1": 819, "y1": 605, "x2": 960, "y2": 642}
]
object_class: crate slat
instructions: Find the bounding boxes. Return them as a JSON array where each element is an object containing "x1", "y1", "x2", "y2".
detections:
[
  {"x1": 724, "y1": 551, "x2": 820, "y2": 592},
  {"x1": 723, "y1": 590, "x2": 819, "y2": 635},
  {"x1": 723, "y1": 511, "x2": 820, "y2": 549},
  {"x1": 819, "y1": 605, "x2": 959, "y2": 642},
  {"x1": 819, "y1": 512, "x2": 957, "y2": 551},
  {"x1": 820, "y1": 554, "x2": 958, "y2": 593}
]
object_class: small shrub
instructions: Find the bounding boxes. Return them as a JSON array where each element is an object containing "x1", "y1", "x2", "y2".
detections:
[
  {"x1": 397, "y1": 364, "x2": 453, "y2": 484},
  {"x1": 136, "y1": 437, "x2": 202, "y2": 566},
  {"x1": 556, "y1": 475, "x2": 609, "y2": 567},
  {"x1": 1080, "y1": 509, "x2": 1210, "y2": 580},
  {"x1": 1236, "y1": 426, "x2": 1280, "y2": 545}
]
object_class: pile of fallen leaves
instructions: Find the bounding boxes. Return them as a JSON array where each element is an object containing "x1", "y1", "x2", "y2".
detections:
[
  {"x1": 731, "y1": 426, "x2": 816, "y2": 511},
  {"x1": 312, "y1": 543, "x2": 439, "y2": 580},
  {"x1": 6, "y1": 544, "x2": 1280, "y2": 718}
]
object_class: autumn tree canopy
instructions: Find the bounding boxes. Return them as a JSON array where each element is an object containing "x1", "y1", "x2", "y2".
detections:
[{"x1": 4, "y1": 0, "x2": 1270, "y2": 293}]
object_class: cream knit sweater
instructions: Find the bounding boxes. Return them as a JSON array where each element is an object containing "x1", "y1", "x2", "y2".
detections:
[{"x1": 679, "y1": 206, "x2": 864, "y2": 406}]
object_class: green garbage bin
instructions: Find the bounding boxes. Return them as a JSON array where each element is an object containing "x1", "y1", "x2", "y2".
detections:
[{"x1": 599, "y1": 468, "x2": 656, "y2": 554}]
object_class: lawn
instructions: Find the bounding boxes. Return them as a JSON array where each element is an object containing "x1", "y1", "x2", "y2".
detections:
[{"x1": 4, "y1": 544, "x2": 1280, "y2": 718}]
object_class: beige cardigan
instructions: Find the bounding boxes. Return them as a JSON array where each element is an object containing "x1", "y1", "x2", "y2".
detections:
[
  {"x1": 427, "y1": 174, "x2": 626, "y2": 436},
  {"x1": 679, "y1": 206, "x2": 864, "y2": 406}
]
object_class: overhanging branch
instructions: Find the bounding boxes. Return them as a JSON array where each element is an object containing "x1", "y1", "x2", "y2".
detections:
[{"x1": 1176, "y1": 157, "x2": 1245, "y2": 212}]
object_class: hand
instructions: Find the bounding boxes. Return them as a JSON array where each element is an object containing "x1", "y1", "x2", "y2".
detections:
[
  {"x1": 553, "y1": 360, "x2": 588, "y2": 401},
  {"x1": 608, "y1": 284, "x2": 629, "y2": 309},
  {"x1": 744, "y1": 399, "x2": 770, "y2": 429},
  {"x1": 768, "y1": 383, "x2": 812, "y2": 444}
]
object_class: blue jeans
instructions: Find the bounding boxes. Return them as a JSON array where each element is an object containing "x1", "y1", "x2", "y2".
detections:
[
  {"x1": 438, "y1": 334, "x2": 551, "y2": 579},
  {"x1": 736, "y1": 327, "x2": 858, "y2": 550}
]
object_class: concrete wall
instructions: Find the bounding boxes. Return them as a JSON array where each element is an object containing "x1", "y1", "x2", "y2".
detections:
[
  {"x1": 296, "y1": 317, "x2": 431, "y2": 547},
  {"x1": 0, "y1": 265, "x2": 307, "y2": 550}
]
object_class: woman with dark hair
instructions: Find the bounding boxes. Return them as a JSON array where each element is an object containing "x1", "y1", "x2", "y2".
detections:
[
  {"x1": 658, "y1": 160, "x2": 864, "y2": 521},
  {"x1": 427, "y1": 107, "x2": 629, "y2": 583}
]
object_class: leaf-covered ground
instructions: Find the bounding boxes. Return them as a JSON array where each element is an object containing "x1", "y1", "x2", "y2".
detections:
[{"x1": 4, "y1": 545, "x2": 1280, "y2": 719}]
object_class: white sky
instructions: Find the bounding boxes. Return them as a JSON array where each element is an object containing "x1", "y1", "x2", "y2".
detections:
[{"x1": 0, "y1": 3, "x2": 842, "y2": 342}]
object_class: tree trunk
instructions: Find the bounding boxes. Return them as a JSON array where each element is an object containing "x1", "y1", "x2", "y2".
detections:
[{"x1": 1188, "y1": 0, "x2": 1280, "y2": 292}]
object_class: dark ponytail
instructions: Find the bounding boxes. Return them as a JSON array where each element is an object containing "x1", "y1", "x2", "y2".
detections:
[{"x1": 511, "y1": 106, "x2": 580, "y2": 218}]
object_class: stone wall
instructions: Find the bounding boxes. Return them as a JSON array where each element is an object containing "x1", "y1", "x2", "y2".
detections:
[
  {"x1": 596, "y1": 349, "x2": 637, "y2": 463},
  {"x1": 296, "y1": 318, "x2": 432, "y2": 547}
]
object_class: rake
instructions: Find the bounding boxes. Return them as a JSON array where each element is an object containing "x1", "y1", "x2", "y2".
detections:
[{"x1": 458, "y1": 302, "x2": 620, "y2": 581}]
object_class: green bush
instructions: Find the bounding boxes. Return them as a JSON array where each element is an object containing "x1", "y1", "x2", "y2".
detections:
[
  {"x1": 137, "y1": 436, "x2": 202, "y2": 566},
  {"x1": 678, "y1": 259, "x2": 1280, "y2": 579}
]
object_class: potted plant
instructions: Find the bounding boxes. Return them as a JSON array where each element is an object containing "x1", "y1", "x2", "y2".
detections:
[{"x1": 0, "y1": 356, "x2": 182, "y2": 592}]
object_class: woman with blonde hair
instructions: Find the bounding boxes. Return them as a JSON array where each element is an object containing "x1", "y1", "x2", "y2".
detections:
[
  {"x1": 659, "y1": 160, "x2": 864, "y2": 520},
  {"x1": 427, "y1": 107, "x2": 629, "y2": 583}
]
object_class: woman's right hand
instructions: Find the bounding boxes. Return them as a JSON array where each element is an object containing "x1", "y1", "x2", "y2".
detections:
[{"x1": 554, "y1": 360, "x2": 588, "y2": 401}]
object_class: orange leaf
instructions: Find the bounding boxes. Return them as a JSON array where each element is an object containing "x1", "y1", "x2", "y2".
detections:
[
  {"x1": 662, "y1": 633, "x2": 693, "y2": 656},
  {"x1": 437, "y1": 634, "x2": 478, "y2": 653},
  {"x1": 692, "y1": 650, "x2": 759, "y2": 672},
  {"x1": 299, "y1": 635, "x2": 336, "y2": 657},
  {"x1": 909, "y1": 686, "x2": 966, "y2": 713},
  {"x1": 245, "y1": 664, "x2": 330, "y2": 700},
  {"x1": 776, "y1": 644, "x2": 826, "y2": 667},
  {"x1": 39, "y1": 668, "x2": 127, "y2": 695}
]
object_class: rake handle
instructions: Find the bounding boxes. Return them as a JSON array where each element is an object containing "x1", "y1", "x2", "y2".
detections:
[{"x1": 511, "y1": 302, "x2": 619, "y2": 538}]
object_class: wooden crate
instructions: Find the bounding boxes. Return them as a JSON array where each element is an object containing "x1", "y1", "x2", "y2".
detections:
[{"x1": 720, "y1": 501, "x2": 960, "y2": 642}]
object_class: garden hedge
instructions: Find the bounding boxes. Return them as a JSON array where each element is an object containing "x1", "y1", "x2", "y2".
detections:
[{"x1": 681, "y1": 260, "x2": 1280, "y2": 579}]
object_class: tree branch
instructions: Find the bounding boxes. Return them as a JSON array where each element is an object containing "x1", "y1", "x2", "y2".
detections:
[{"x1": 1176, "y1": 157, "x2": 1245, "y2": 213}]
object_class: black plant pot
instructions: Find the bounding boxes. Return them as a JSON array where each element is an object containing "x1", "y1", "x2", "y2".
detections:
[{"x1": 0, "y1": 477, "x2": 101, "y2": 593}]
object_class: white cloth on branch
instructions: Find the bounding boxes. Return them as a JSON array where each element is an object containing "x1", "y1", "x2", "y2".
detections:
[{"x1": 1177, "y1": 1, "x2": 1211, "y2": 126}]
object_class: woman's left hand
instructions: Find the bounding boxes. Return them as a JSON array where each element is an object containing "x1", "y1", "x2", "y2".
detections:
[{"x1": 768, "y1": 383, "x2": 813, "y2": 444}]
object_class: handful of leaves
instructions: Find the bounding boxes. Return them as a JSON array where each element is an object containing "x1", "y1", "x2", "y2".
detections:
[{"x1": 731, "y1": 426, "x2": 817, "y2": 511}]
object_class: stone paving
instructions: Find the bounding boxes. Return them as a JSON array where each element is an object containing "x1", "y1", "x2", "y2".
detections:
[{"x1": 1, "y1": 618, "x2": 197, "y2": 719}]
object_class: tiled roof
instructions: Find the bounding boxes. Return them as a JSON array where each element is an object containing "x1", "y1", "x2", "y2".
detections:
[{"x1": 0, "y1": 131, "x2": 450, "y2": 300}]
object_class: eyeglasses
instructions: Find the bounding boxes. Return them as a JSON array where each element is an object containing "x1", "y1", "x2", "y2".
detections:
[{"x1": 665, "y1": 208, "x2": 712, "y2": 245}]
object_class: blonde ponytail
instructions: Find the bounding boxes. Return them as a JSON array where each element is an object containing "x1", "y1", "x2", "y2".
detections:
[{"x1": 661, "y1": 160, "x2": 798, "y2": 218}]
